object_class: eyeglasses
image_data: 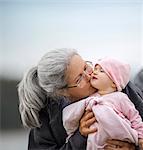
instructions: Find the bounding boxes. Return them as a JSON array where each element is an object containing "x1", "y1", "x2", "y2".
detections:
[{"x1": 67, "y1": 61, "x2": 93, "y2": 88}]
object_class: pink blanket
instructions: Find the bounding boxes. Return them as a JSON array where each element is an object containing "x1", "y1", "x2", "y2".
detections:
[{"x1": 63, "y1": 92, "x2": 143, "y2": 150}]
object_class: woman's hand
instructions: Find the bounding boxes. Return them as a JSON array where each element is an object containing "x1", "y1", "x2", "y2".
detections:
[
  {"x1": 139, "y1": 138, "x2": 143, "y2": 150},
  {"x1": 104, "y1": 139, "x2": 135, "y2": 150},
  {"x1": 79, "y1": 109, "x2": 97, "y2": 137}
]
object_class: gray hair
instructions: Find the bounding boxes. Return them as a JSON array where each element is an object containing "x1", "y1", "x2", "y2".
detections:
[{"x1": 18, "y1": 48, "x2": 78, "y2": 128}]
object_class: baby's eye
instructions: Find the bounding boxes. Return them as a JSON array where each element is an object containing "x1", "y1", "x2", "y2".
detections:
[{"x1": 100, "y1": 68, "x2": 105, "y2": 72}]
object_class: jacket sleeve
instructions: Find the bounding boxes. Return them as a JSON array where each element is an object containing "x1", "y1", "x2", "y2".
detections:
[
  {"x1": 122, "y1": 81, "x2": 143, "y2": 120},
  {"x1": 28, "y1": 98, "x2": 87, "y2": 150}
]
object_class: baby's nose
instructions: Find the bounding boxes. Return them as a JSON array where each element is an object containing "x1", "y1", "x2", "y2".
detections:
[{"x1": 93, "y1": 70, "x2": 98, "y2": 75}]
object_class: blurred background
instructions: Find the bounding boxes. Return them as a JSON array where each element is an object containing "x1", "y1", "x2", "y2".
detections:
[{"x1": 0, "y1": 0, "x2": 143, "y2": 150}]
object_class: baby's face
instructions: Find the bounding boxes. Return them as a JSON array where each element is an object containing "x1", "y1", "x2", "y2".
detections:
[{"x1": 90, "y1": 64, "x2": 115, "y2": 91}]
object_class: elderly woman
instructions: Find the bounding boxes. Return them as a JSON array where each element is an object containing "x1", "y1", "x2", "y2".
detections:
[{"x1": 18, "y1": 48, "x2": 143, "y2": 150}]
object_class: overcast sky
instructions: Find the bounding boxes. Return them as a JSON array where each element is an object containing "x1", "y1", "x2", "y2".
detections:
[{"x1": 0, "y1": 0, "x2": 143, "y2": 79}]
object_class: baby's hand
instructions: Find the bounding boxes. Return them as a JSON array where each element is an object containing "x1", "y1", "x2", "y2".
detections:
[{"x1": 139, "y1": 139, "x2": 143, "y2": 150}]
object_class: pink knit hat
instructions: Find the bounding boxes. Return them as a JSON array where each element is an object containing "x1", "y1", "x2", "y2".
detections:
[{"x1": 95, "y1": 57, "x2": 130, "y2": 91}]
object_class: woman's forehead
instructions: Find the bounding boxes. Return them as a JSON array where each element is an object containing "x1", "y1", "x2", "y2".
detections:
[
  {"x1": 70, "y1": 55, "x2": 84, "y2": 66},
  {"x1": 68, "y1": 55, "x2": 85, "y2": 68}
]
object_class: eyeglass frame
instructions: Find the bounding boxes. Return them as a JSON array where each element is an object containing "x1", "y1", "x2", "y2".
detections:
[{"x1": 66, "y1": 61, "x2": 93, "y2": 88}]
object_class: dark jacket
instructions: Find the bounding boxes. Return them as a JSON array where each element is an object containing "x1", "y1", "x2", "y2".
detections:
[
  {"x1": 28, "y1": 81, "x2": 143, "y2": 150},
  {"x1": 123, "y1": 81, "x2": 143, "y2": 118},
  {"x1": 28, "y1": 96, "x2": 87, "y2": 150},
  {"x1": 134, "y1": 69, "x2": 143, "y2": 93}
]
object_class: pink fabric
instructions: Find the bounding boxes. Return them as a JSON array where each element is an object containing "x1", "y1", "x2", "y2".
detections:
[
  {"x1": 95, "y1": 58, "x2": 130, "y2": 91},
  {"x1": 63, "y1": 92, "x2": 143, "y2": 150}
]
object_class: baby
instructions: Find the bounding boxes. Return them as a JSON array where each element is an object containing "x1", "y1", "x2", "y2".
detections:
[{"x1": 63, "y1": 57, "x2": 143, "y2": 150}]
